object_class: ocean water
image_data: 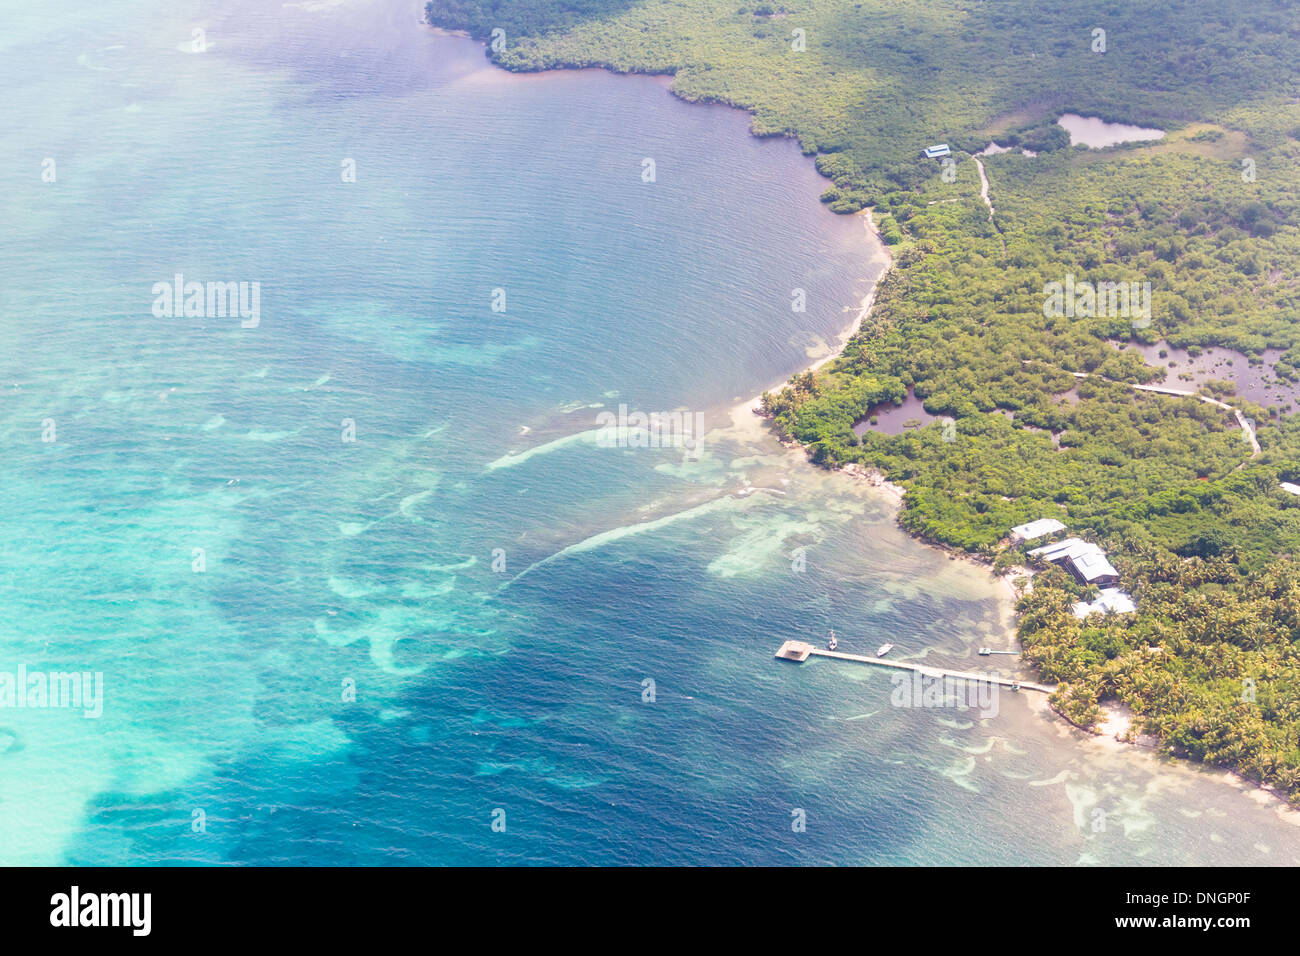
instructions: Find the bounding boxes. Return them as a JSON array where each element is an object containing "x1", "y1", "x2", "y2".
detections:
[{"x1": 1, "y1": 0, "x2": 1298, "y2": 866}]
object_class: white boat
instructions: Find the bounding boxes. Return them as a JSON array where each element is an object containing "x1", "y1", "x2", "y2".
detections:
[
  {"x1": 827, "y1": 629, "x2": 838, "y2": 651},
  {"x1": 876, "y1": 643, "x2": 894, "y2": 657}
]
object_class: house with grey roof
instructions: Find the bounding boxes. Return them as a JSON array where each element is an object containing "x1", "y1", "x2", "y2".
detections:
[{"x1": 1028, "y1": 537, "x2": 1120, "y2": 587}]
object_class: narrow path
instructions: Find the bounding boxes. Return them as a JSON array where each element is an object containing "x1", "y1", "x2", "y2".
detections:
[
  {"x1": 971, "y1": 156, "x2": 1006, "y2": 255},
  {"x1": 1025, "y1": 361, "x2": 1261, "y2": 459},
  {"x1": 1133, "y1": 384, "x2": 1261, "y2": 457},
  {"x1": 973, "y1": 156, "x2": 994, "y2": 221}
]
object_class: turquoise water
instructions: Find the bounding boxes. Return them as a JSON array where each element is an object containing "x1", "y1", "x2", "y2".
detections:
[{"x1": 2, "y1": 0, "x2": 1298, "y2": 865}]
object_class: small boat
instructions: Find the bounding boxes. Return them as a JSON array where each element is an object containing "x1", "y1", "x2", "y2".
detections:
[
  {"x1": 876, "y1": 642, "x2": 894, "y2": 657},
  {"x1": 827, "y1": 629, "x2": 838, "y2": 651}
]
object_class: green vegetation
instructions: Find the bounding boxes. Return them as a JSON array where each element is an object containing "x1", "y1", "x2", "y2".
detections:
[
  {"x1": 426, "y1": 0, "x2": 1300, "y2": 799},
  {"x1": 427, "y1": 0, "x2": 1299, "y2": 194}
]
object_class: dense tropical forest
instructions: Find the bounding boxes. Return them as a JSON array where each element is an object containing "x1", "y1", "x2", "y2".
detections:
[{"x1": 425, "y1": 0, "x2": 1300, "y2": 799}]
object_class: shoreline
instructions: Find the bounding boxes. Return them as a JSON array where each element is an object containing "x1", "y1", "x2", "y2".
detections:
[
  {"x1": 1029, "y1": 691, "x2": 1300, "y2": 822},
  {"x1": 736, "y1": 207, "x2": 892, "y2": 407},
  {"x1": 737, "y1": 209, "x2": 1023, "y2": 638},
  {"x1": 428, "y1": 18, "x2": 1300, "y2": 820}
]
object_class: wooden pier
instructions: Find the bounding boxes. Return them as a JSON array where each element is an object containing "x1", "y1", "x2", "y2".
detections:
[{"x1": 775, "y1": 641, "x2": 1055, "y2": 693}]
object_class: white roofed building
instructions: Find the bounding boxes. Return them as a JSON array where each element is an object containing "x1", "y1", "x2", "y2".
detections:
[
  {"x1": 1009, "y1": 518, "x2": 1066, "y2": 544},
  {"x1": 1073, "y1": 588, "x2": 1137, "y2": 619}
]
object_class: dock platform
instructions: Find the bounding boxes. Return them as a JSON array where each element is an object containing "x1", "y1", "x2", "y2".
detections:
[{"x1": 774, "y1": 640, "x2": 815, "y2": 662}]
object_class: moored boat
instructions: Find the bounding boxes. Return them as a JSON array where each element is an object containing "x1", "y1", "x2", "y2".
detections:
[{"x1": 876, "y1": 642, "x2": 894, "y2": 657}]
